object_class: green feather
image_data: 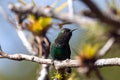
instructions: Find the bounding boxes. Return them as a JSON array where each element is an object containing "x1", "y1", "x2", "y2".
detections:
[{"x1": 51, "y1": 43, "x2": 71, "y2": 60}]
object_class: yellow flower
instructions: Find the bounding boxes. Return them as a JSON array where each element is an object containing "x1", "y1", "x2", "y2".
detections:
[
  {"x1": 81, "y1": 44, "x2": 99, "y2": 60},
  {"x1": 55, "y1": 73, "x2": 63, "y2": 80},
  {"x1": 25, "y1": 0, "x2": 68, "y2": 35},
  {"x1": 52, "y1": 72, "x2": 63, "y2": 80},
  {"x1": 28, "y1": 15, "x2": 52, "y2": 34}
]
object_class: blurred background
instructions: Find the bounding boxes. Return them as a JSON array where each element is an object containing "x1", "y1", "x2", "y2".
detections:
[{"x1": 0, "y1": 0, "x2": 120, "y2": 80}]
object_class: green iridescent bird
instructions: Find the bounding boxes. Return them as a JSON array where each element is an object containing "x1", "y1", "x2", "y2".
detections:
[{"x1": 50, "y1": 28, "x2": 76, "y2": 73}]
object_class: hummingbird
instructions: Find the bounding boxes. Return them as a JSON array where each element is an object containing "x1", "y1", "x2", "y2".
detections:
[{"x1": 50, "y1": 28, "x2": 77, "y2": 73}]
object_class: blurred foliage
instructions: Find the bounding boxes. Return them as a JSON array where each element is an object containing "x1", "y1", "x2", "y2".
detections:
[
  {"x1": 0, "y1": 0, "x2": 120, "y2": 80},
  {"x1": 52, "y1": 72, "x2": 63, "y2": 80},
  {"x1": 106, "y1": 0, "x2": 120, "y2": 19},
  {"x1": 67, "y1": 0, "x2": 120, "y2": 79}
]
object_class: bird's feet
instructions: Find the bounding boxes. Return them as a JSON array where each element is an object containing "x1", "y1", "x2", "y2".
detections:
[{"x1": 65, "y1": 59, "x2": 70, "y2": 63}]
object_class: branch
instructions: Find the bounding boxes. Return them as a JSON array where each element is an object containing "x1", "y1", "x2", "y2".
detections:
[
  {"x1": 1, "y1": 50, "x2": 120, "y2": 68},
  {"x1": 81, "y1": 0, "x2": 120, "y2": 28},
  {"x1": 97, "y1": 37, "x2": 115, "y2": 57},
  {"x1": 95, "y1": 58, "x2": 120, "y2": 67},
  {"x1": 67, "y1": 0, "x2": 74, "y2": 18},
  {"x1": 0, "y1": 50, "x2": 52, "y2": 64},
  {"x1": 8, "y1": 4, "x2": 96, "y2": 27},
  {"x1": 0, "y1": 50, "x2": 79, "y2": 68}
]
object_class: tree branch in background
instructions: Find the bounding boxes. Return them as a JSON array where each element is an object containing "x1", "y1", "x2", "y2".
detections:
[
  {"x1": 67, "y1": 0, "x2": 74, "y2": 18},
  {"x1": 0, "y1": 6, "x2": 37, "y2": 55},
  {"x1": 81, "y1": 0, "x2": 120, "y2": 28},
  {"x1": 95, "y1": 58, "x2": 120, "y2": 67},
  {"x1": 97, "y1": 37, "x2": 115, "y2": 57},
  {"x1": 8, "y1": 4, "x2": 96, "y2": 28},
  {"x1": 37, "y1": 36, "x2": 50, "y2": 80}
]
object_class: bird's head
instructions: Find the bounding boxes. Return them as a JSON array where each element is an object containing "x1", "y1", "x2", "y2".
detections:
[{"x1": 55, "y1": 28, "x2": 77, "y2": 44}]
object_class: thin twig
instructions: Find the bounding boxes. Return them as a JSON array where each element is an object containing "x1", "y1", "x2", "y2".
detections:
[
  {"x1": 94, "y1": 67, "x2": 104, "y2": 80},
  {"x1": 67, "y1": 0, "x2": 74, "y2": 18},
  {"x1": 0, "y1": 6, "x2": 16, "y2": 28},
  {"x1": 97, "y1": 37, "x2": 115, "y2": 57},
  {"x1": 17, "y1": 29, "x2": 37, "y2": 55}
]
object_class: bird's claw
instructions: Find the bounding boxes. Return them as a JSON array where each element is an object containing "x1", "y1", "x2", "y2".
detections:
[{"x1": 65, "y1": 59, "x2": 70, "y2": 62}]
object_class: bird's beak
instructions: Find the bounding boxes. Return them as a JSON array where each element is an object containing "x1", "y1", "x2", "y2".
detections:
[{"x1": 71, "y1": 28, "x2": 77, "y2": 32}]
